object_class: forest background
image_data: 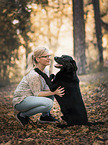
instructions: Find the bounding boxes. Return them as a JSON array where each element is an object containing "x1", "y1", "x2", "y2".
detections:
[
  {"x1": 0, "y1": 1, "x2": 108, "y2": 144},
  {"x1": 0, "y1": 0, "x2": 108, "y2": 85}
]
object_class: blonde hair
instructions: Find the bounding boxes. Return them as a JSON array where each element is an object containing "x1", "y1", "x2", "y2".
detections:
[{"x1": 25, "y1": 47, "x2": 48, "y2": 75}]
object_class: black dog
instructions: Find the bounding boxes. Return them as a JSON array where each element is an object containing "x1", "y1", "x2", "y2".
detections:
[
  {"x1": 34, "y1": 55, "x2": 105, "y2": 127},
  {"x1": 35, "y1": 55, "x2": 88, "y2": 125}
]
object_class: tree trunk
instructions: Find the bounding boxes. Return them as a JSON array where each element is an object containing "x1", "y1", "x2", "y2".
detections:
[
  {"x1": 23, "y1": 34, "x2": 31, "y2": 69},
  {"x1": 92, "y1": 0, "x2": 103, "y2": 67},
  {"x1": 72, "y1": 0, "x2": 86, "y2": 74}
]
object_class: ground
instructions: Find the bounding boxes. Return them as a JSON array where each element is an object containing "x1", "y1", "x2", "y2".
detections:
[{"x1": 0, "y1": 71, "x2": 108, "y2": 145}]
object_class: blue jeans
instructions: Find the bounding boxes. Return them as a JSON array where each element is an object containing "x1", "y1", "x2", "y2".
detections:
[{"x1": 15, "y1": 95, "x2": 54, "y2": 117}]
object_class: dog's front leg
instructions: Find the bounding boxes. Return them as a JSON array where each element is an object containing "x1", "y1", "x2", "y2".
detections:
[{"x1": 34, "y1": 68, "x2": 57, "y2": 92}]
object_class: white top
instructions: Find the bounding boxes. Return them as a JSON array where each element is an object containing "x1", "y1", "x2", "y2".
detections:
[{"x1": 13, "y1": 68, "x2": 49, "y2": 107}]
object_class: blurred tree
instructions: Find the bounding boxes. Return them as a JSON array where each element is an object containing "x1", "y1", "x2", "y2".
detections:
[
  {"x1": 45, "y1": 8, "x2": 62, "y2": 74},
  {"x1": 72, "y1": 0, "x2": 86, "y2": 74},
  {"x1": 0, "y1": 0, "x2": 107, "y2": 84},
  {"x1": 0, "y1": 1, "x2": 21, "y2": 84},
  {"x1": 0, "y1": 0, "x2": 49, "y2": 84},
  {"x1": 36, "y1": 0, "x2": 48, "y2": 5},
  {"x1": 92, "y1": 0, "x2": 103, "y2": 68}
]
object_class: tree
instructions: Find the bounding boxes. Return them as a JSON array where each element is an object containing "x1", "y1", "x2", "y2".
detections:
[
  {"x1": 92, "y1": 0, "x2": 103, "y2": 67},
  {"x1": 0, "y1": 1, "x2": 21, "y2": 83},
  {"x1": 72, "y1": 0, "x2": 86, "y2": 74},
  {"x1": 0, "y1": 0, "x2": 48, "y2": 84}
]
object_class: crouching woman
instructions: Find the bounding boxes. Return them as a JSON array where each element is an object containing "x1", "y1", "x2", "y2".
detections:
[{"x1": 13, "y1": 47, "x2": 65, "y2": 126}]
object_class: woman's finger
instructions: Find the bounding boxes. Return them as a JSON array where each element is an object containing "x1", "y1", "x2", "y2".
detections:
[
  {"x1": 58, "y1": 87, "x2": 65, "y2": 90},
  {"x1": 59, "y1": 93, "x2": 65, "y2": 97},
  {"x1": 58, "y1": 86, "x2": 61, "y2": 89},
  {"x1": 60, "y1": 90, "x2": 65, "y2": 93}
]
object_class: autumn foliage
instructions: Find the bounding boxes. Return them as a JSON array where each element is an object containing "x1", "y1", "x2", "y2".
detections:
[{"x1": 0, "y1": 71, "x2": 107, "y2": 145}]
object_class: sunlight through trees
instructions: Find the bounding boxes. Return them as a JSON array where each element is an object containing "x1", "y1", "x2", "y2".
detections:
[{"x1": 0, "y1": 0, "x2": 108, "y2": 84}]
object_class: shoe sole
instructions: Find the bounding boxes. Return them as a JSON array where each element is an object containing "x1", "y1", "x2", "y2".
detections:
[
  {"x1": 15, "y1": 115, "x2": 24, "y2": 127},
  {"x1": 39, "y1": 119, "x2": 56, "y2": 124}
]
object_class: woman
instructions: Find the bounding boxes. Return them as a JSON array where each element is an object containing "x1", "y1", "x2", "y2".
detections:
[{"x1": 13, "y1": 47, "x2": 65, "y2": 126}]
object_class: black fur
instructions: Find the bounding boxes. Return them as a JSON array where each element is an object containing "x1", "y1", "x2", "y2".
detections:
[{"x1": 34, "y1": 55, "x2": 105, "y2": 127}]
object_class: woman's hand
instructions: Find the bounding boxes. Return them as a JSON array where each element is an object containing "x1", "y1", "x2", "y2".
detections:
[{"x1": 54, "y1": 86, "x2": 65, "y2": 97}]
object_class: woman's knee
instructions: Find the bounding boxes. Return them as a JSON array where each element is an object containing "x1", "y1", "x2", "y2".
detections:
[
  {"x1": 15, "y1": 96, "x2": 53, "y2": 112},
  {"x1": 44, "y1": 98, "x2": 53, "y2": 110}
]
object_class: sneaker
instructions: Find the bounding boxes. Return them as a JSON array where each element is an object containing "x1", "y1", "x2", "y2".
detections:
[
  {"x1": 39, "y1": 114, "x2": 59, "y2": 123},
  {"x1": 16, "y1": 112, "x2": 29, "y2": 126}
]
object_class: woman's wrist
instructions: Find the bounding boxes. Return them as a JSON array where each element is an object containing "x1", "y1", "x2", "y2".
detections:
[{"x1": 38, "y1": 91, "x2": 54, "y2": 97}]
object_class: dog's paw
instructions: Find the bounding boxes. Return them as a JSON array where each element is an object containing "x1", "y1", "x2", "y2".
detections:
[{"x1": 50, "y1": 74, "x2": 55, "y2": 80}]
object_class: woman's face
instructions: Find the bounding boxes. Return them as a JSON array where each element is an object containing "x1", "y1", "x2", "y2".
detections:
[{"x1": 37, "y1": 51, "x2": 51, "y2": 66}]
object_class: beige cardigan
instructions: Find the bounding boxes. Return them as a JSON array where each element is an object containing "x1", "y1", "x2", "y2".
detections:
[{"x1": 13, "y1": 68, "x2": 49, "y2": 108}]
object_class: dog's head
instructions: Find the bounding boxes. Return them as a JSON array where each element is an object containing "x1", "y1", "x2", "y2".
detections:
[{"x1": 54, "y1": 55, "x2": 77, "y2": 72}]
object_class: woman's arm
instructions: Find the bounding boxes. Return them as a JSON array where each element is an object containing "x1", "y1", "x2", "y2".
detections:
[{"x1": 38, "y1": 86, "x2": 65, "y2": 98}]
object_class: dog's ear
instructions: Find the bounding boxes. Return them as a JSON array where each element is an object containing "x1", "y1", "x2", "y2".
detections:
[{"x1": 70, "y1": 60, "x2": 78, "y2": 71}]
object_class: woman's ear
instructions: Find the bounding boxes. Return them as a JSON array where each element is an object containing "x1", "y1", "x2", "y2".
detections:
[{"x1": 34, "y1": 57, "x2": 38, "y2": 63}]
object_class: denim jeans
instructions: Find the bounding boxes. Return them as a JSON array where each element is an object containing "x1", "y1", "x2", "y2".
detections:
[{"x1": 15, "y1": 95, "x2": 54, "y2": 117}]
